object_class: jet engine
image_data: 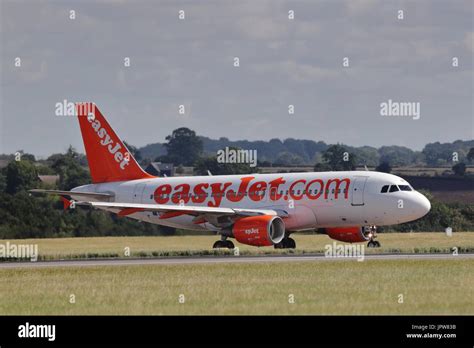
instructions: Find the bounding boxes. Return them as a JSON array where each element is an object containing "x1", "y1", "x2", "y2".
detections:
[
  {"x1": 232, "y1": 215, "x2": 285, "y2": 247},
  {"x1": 325, "y1": 226, "x2": 371, "y2": 243}
]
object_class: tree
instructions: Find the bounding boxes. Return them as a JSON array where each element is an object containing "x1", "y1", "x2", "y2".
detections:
[
  {"x1": 378, "y1": 146, "x2": 419, "y2": 166},
  {"x1": 158, "y1": 128, "x2": 203, "y2": 166},
  {"x1": 452, "y1": 162, "x2": 466, "y2": 176},
  {"x1": 49, "y1": 146, "x2": 90, "y2": 190},
  {"x1": 422, "y1": 140, "x2": 474, "y2": 166},
  {"x1": 376, "y1": 161, "x2": 392, "y2": 173},
  {"x1": 321, "y1": 145, "x2": 357, "y2": 171},
  {"x1": 5, "y1": 160, "x2": 39, "y2": 194},
  {"x1": 468, "y1": 148, "x2": 474, "y2": 162},
  {"x1": 0, "y1": 170, "x2": 6, "y2": 193},
  {"x1": 349, "y1": 146, "x2": 380, "y2": 167},
  {"x1": 274, "y1": 151, "x2": 304, "y2": 166},
  {"x1": 123, "y1": 141, "x2": 142, "y2": 162},
  {"x1": 313, "y1": 162, "x2": 331, "y2": 172}
]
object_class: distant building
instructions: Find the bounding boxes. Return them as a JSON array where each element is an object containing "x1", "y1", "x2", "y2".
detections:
[
  {"x1": 0, "y1": 159, "x2": 10, "y2": 169},
  {"x1": 38, "y1": 175, "x2": 60, "y2": 185},
  {"x1": 145, "y1": 162, "x2": 174, "y2": 177}
]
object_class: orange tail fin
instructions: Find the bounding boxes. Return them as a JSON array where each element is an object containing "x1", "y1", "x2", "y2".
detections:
[{"x1": 75, "y1": 103, "x2": 154, "y2": 183}]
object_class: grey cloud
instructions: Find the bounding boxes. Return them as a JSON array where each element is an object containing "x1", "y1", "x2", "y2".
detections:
[{"x1": 0, "y1": 0, "x2": 472, "y2": 157}]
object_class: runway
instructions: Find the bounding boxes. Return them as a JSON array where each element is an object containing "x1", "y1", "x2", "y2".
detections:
[{"x1": 0, "y1": 253, "x2": 473, "y2": 268}]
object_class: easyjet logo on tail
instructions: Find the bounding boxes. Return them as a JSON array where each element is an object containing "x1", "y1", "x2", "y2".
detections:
[
  {"x1": 85, "y1": 108, "x2": 130, "y2": 170},
  {"x1": 75, "y1": 103, "x2": 154, "y2": 183}
]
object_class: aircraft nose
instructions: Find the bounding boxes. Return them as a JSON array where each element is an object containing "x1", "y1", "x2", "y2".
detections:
[{"x1": 415, "y1": 192, "x2": 431, "y2": 218}]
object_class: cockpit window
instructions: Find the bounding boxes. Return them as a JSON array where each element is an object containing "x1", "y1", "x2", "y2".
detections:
[
  {"x1": 399, "y1": 185, "x2": 412, "y2": 191},
  {"x1": 381, "y1": 185, "x2": 389, "y2": 193},
  {"x1": 389, "y1": 185, "x2": 399, "y2": 192}
]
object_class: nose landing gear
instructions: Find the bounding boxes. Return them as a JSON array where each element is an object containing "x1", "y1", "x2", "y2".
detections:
[{"x1": 366, "y1": 225, "x2": 381, "y2": 248}]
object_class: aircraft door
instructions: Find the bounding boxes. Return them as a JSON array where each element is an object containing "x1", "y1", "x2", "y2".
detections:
[
  {"x1": 351, "y1": 176, "x2": 368, "y2": 206},
  {"x1": 132, "y1": 182, "x2": 146, "y2": 203}
]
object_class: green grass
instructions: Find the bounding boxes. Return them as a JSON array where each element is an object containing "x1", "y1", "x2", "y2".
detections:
[
  {"x1": 2, "y1": 232, "x2": 474, "y2": 260},
  {"x1": 0, "y1": 259, "x2": 472, "y2": 315}
]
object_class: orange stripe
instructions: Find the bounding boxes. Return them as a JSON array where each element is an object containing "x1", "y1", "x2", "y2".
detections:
[
  {"x1": 159, "y1": 211, "x2": 187, "y2": 219},
  {"x1": 118, "y1": 208, "x2": 145, "y2": 216},
  {"x1": 193, "y1": 216, "x2": 207, "y2": 224}
]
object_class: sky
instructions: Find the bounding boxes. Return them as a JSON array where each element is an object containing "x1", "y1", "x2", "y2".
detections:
[{"x1": 0, "y1": 0, "x2": 473, "y2": 157}]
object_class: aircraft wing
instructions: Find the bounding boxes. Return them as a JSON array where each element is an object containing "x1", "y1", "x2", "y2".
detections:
[
  {"x1": 78, "y1": 201, "x2": 286, "y2": 219},
  {"x1": 30, "y1": 190, "x2": 289, "y2": 225}
]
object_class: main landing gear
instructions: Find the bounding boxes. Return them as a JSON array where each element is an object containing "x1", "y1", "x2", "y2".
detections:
[
  {"x1": 274, "y1": 236, "x2": 296, "y2": 249},
  {"x1": 367, "y1": 240, "x2": 380, "y2": 248},
  {"x1": 212, "y1": 237, "x2": 235, "y2": 249},
  {"x1": 366, "y1": 225, "x2": 381, "y2": 248}
]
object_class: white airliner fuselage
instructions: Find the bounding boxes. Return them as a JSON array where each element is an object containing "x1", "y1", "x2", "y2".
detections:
[{"x1": 72, "y1": 171, "x2": 431, "y2": 232}]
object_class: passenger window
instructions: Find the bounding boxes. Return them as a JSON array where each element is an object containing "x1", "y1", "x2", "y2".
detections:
[
  {"x1": 381, "y1": 185, "x2": 389, "y2": 193},
  {"x1": 389, "y1": 185, "x2": 399, "y2": 192},
  {"x1": 399, "y1": 185, "x2": 412, "y2": 191}
]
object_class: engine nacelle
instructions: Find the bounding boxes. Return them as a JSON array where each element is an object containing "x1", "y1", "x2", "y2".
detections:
[
  {"x1": 325, "y1": 226, "x2": 371, "y2": 243},
  {"x1": 233, "y1": 215, "x2": 285, "y2": 247}
]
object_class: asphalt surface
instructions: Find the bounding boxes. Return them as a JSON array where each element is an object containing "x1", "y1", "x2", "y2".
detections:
[{"x1": 0, "y1": 253, "x2": 473, "y2": 268}]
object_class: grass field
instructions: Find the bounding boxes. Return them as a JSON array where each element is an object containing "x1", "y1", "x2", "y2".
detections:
[
  {"x1": 1, "y1": 233, "x2": 473, "y2": 315},
  {"x1": 2, "y1": 232, "x2": 474, "y2": 260},
  {"x1": 0, "y1": 259, "x2": 472, "y2": 315}
]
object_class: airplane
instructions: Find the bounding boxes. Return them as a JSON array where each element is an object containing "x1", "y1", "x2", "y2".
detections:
[{"x1": 31, "y1": 102, "x2": 431, "y2": 249}]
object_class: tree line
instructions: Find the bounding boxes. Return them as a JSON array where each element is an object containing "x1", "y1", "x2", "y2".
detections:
[
  {"x1": 139, "y1": 127, "x2": 474, "y2": 168},
  {"x1": 0, "y1": 128, "x2": 472, "y2": 239}
]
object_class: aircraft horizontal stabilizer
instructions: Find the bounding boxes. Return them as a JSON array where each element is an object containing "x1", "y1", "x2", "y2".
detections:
[{"x1": 29, "y1": 189, "x2": 113, "y2": 200}]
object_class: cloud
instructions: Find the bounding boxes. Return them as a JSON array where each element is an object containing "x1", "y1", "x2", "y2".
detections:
[
  {"x1": 345, "y1": 0, "x2": 379, "y2": 16},
  {"x1": 465, "y1": 32, "x2": 474, "y2": 53},
  {"x1": 0, "y1": 0, "x2": 472, "y2": 156},
  {"x1": 250, "y1": 60, "x2": 338, "y2": 83}
]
